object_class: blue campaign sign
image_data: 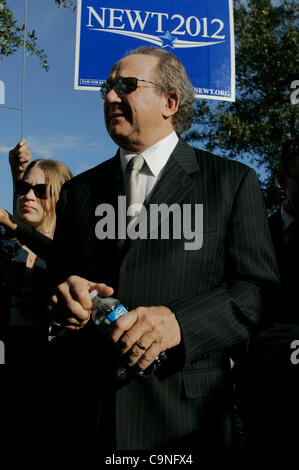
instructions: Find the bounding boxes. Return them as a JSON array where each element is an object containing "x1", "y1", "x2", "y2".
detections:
[{"x1": 74, "y1": 0, "x2": 235, "y2": 101}]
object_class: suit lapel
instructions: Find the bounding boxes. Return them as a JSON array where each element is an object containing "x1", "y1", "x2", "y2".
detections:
[
  {"x1": 91, "y1": 151, "x2": 122, "y2": 205},
  {"x1": 146, "y1": 139, "x2": 199, "y2": 207},
  {"x1": 90, "y1": 152, "x2": 124, "y2": 262}
]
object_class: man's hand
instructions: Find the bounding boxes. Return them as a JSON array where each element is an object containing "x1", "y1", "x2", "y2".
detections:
[
  {"x1": 109, "y1": 306, "x2": 181, "y2": 371},
  {"x1": 0, "y1": 207, "x2": 17, "y2": 231},
  {"x1": 9, "y1": 138, "x2": 32, "y2": 181},
  {"x1": 49, "y1": 275, "x2": 114, "y2": 330}
]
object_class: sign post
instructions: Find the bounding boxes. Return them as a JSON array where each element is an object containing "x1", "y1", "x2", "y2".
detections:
[
  {"x1": 0, "y1": 80, "x2": 4, "y2": 105},
  {"x1": 0, "y1": 0, "x2": 27, "y2": 138}
]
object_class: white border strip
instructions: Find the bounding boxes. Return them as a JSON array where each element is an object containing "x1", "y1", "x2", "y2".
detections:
[{"x1": 195, "y1": 0, "x2": 235, "y2": 101}]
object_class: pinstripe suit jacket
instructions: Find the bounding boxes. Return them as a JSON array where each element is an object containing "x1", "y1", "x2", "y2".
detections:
[{"x1": 50, "y1": 139, "x2": 279, "y2": 452}]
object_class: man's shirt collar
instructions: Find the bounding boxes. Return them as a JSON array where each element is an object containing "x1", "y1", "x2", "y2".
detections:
[{"x1": 120, "y1": 131, "x2": 179, "y2": 177}]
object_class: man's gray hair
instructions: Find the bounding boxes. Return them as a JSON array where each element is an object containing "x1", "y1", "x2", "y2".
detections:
[{"x1": 126, "y1": 46, "x2": 195, "y2": 136}]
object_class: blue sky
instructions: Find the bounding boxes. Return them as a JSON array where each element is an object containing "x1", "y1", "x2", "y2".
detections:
[
  {"x1": 0, "y1": 0, "x2": 118, "y2": 213},
  {"x1": 0, "y1": 0, "x2": 273, "y2": 214}
]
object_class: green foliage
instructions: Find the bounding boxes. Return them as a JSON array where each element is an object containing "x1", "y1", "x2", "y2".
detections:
[
  {"x1": 0, "y1": 0, "x2": 75, "y2": 70},
  {"x1": 186, "y1": 0, "x2": 299, "y2": 210}
]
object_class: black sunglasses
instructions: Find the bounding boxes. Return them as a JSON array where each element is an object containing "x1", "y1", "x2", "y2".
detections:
[
  {"x1": 15, "y1": 180, "x2": 49, "y2": 199},
  {"x1": 100, "y1": 76, "x2": 160, "y2": 99}
]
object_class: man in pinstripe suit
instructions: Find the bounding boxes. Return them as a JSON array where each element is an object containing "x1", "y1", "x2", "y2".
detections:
[{"x1": 49, "y1": 47, "x2": 279, "y2": 456}]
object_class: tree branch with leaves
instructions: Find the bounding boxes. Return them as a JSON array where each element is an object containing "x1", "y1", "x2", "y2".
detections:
[
  {"x1": 186, "y1": 0, "x2": 298, "y2": 211},
  {"x1": 0, "y1": 0, "x2": 75, "y2": 71}
]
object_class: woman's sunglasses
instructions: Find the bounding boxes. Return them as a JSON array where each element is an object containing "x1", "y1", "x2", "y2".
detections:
[
  {"x1": 100, "y1": 76, "x2": 160, "y2": 99},
  {"x1": 15, "y1": 180, "x2": 49, "y2": 199}
]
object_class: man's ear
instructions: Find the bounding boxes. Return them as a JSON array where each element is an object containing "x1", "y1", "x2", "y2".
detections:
[
  {"x1": 163, "y1": 92, "x2": 180, "y2": 118},
  {"x1": 278, "y1": 170, "x2": 287, "y2": 189}
]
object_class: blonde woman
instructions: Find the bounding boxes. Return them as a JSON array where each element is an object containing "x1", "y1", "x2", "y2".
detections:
[{"x1": 0, "y1": 157, "x2": 72, "y2": 364}]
